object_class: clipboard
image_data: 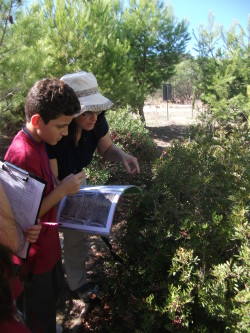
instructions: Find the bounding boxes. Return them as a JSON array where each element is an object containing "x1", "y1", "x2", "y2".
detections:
[{"x1": 0, "y1": 161, "x2": 46, "y2": 259}]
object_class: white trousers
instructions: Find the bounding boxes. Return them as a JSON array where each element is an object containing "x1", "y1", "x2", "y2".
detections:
[{"x1": 63, "y1": 228, "x2": 90, "y2": 291}]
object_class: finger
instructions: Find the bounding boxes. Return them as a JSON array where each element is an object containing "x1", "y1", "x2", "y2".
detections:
[
  {"x1": 128, "y1": 160, "x2": 140, "y2": 174},
  {"x1": 25, "y1": 232, "x2": 40, "y2": 241},
  {"x1": 135, "y1": 164, "x2": 140, "y2": 173},
  {"x1": 28, "y1": 225, "x2": 42, "y2": 232},
  {"x1": 133, "y1": 160, "x2": 140, "y2": 173},
  {"x1": 123, "y1": 160, "x2": 132, "y2": 173},
  {"x1": 26, "y1": 236, "x2": 38, "y2": 243},
  {"x1": 129, "y1": 167, "x2": 137, "y2": 174},
  {"x1": 27, "y1": 229, "x2": 41, "y2": 236}
]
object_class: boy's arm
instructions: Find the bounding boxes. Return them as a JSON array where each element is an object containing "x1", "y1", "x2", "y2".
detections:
[
  {"x1": 5, "y1": 151, "x2": 84, "y2": 219},
  {"x1": 38, "y1": 171, "x2": 84, "y2": 218}
]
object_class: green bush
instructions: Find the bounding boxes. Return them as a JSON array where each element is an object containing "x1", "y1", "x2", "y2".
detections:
[{"x1": 101, "y1": 123, "x2": 249, "y2": 332}]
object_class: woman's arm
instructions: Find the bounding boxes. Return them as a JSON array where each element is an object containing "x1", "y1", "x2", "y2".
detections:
[{"x1": 97, "y1": 133, "x2": 140, "y2": 174}]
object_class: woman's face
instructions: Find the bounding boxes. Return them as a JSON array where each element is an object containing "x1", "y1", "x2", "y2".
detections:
[{"x1": 75, "y1": 111, "x2": 102, "y2": 131}]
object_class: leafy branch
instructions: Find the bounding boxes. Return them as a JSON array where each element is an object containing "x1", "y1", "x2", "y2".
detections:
[{"x1": 0, "y1": 0, "x2": 14, "y2": 51}]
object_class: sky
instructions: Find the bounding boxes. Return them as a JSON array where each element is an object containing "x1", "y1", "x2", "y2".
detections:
[{"x1": 166, "y1": 0, "x2": 250, "y2": 55}]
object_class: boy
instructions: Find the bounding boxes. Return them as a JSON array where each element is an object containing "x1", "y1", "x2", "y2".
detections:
[{"x1": 4, "y1": 78, "x2": 85, "y2": 333}]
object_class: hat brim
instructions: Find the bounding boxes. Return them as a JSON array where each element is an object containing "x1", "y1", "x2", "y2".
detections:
[{"x1": 74, "y1": 92, "x2": 113, "y2": 117}]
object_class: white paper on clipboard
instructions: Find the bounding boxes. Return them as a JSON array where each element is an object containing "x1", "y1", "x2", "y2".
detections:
[{"x1": 0, "y1": 161, "x2": 46, "y2": 258}]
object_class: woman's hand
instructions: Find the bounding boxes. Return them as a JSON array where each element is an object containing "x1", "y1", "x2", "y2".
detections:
[{"x1": 121, "y1": 153, "x2": 140, "y2": 174}]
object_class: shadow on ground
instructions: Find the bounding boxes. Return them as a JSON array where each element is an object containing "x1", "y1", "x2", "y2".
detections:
[{"x1": 146, "y1": 124, "x2": 189, "y2": 148}]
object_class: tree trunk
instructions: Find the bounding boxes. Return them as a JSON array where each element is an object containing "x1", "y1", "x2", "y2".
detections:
[{"x1": 138, "y1": 103, "x2": 145, "y2": 122}]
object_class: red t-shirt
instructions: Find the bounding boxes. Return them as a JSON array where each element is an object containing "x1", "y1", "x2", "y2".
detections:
[
  {"x1": 0, "y1": 318, "x2": 32, "y2": 333},
  {"x1": 9, "y1": 275, "x2": 23, "y2": 300},
  {"x1": 4, "y1": 130, "x2": 61, "y2": 274}
]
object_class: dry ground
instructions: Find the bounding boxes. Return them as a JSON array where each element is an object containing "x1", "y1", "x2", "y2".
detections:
[{"x1": 144, "y1": 102, "x2": 197, "y2": 148}]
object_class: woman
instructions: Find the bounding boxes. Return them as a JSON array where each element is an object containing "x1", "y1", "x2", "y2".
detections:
[{"x1": 46, "y1": 71, "x2": 140, "y2": 302}]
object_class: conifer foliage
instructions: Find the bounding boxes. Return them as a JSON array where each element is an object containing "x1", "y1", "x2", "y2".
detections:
[{"x1": 0, "y1": 0, "x2": 189, "y2": 130}]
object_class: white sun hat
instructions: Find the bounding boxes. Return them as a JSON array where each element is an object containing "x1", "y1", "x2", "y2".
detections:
[{"x1": 60, "y1": 71, "x2": 113, "y2": 117}]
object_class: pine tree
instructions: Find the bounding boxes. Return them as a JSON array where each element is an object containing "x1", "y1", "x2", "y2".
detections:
[{"x1": 123, "y1": 0, "x2": 190, "y2": 120}]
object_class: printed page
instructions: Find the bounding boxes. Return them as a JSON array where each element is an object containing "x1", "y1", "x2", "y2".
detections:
[
  {"x1": 57, "y1": 185, "x2": 141, "y2": 236},
  {"x1": 0, "y1": 161, "x2": 46, "y2": 258}
]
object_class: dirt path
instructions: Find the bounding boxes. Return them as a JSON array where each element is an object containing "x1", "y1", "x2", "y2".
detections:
[{"x1": 144, "y1": 103, "x2": 196, "y2": 148}]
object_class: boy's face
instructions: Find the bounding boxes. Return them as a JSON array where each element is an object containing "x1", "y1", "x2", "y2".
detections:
[{"x1": 36, "y1": 114, "x2": 73, "y2": 145}]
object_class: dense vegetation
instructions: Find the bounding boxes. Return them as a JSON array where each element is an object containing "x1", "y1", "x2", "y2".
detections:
[
  {"x1": 99, "y1": 113, "x2": 249, "y2": 332},
  {"x1": 86, "y1": 11, "x2": 249, "y2": 332},
  {"x1": 1, "y1": 0, "x2": 249, "y2": 332},
  {"x1": 87, "y1": 104, "x2": 249, "y2": 333}
]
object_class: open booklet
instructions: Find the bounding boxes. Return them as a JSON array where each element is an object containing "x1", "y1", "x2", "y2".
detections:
[
  {"x1": 57, "y1": 185, "x2": 142, "y2": 236},
  {"x1": 0, "y1": 161, "x2": 46, "y2": 259}
]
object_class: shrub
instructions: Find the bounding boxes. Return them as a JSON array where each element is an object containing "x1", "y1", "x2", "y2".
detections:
[{"x1": 101, "y1": 122, "x2": 249, "y2": 332}]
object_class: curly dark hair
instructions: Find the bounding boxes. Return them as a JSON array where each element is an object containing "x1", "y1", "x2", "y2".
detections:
[{"x1": 25, "y1": 78, "x2": 81, "y2": 124}]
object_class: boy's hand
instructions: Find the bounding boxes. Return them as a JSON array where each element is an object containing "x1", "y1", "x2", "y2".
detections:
[
  {"x1": 59, "y1": 171, "x2": 85, "y2": 196},
  {"x1": 24, "y1": 223, "x2": 42, "y2": 243}
]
